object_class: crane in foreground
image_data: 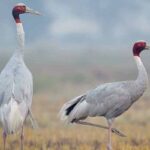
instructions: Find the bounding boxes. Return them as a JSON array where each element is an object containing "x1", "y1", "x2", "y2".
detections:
[
  {"x1": 0, "y1": 3, "x2": 40, "y2": 150},
  {"x1": 60, "y1": 41, "x2": 149, "y2": 150}
]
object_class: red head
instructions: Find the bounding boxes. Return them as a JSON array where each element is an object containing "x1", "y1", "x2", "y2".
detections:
[
  {"x1": 12, "y1": 3, "x2": 41, "y2": 23},
  {"x1": 12, "y1": 3, "x2": 26, "y2": 23},
  {"x1": 133, "y1": 41, "x2": 150, "y2": 56}
]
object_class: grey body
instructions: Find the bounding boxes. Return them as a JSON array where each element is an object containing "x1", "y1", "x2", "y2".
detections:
[
  {"x1": 60, "y1": 56, "x2": 148, "y2": 123},
  {"x1": 0, "y1": 21, "x2": 34, "y2": 134},
  {"x1": 0, "y1": 4, "x2": 40, "y2": 150},
  {"x1": 0, "y1": 52, "x2": 32, "y2": 110},
  {"x1": 68, "y1": 81, "x2": 144, "y2": 122},
  {"x1": 0, "y1": 52, "x2": 33, "y2": 133},
  {"x1": 60, "y1": 41, "x2": 149, "y2": 150}
]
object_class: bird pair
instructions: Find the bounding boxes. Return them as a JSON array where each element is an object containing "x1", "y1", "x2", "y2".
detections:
[{"x1": 0, "y1": 3, "x2": 149, "y2": 150}]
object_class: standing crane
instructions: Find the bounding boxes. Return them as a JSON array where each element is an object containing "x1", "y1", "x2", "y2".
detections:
[
  {"x1": 60, "y1": 41, "x2": 149, "y2": 150},
  {"x1": 0, "y1": 3, "x2": 40, "y2": 150}
]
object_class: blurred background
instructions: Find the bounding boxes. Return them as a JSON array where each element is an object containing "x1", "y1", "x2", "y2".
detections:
[{"x1": 1, "y1": 0, "x2": 150, "y2": 149}]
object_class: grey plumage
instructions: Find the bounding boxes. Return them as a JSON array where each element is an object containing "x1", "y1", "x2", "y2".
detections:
[
  {"x1": 60, "y1": 47, "x2": 148, "y2": 123},
  {"x1": 0, "y1": 53, "x2": 33, "y2": 134},
  {"x1": 0, "y1": 3, "x2": 40, "y2": 150},
  {"x1": 61, "y1": 80, "x2": 146, "y2": 123},
  {"x1": 60, "y1": 41, "x2": 149, "y2": 150}
]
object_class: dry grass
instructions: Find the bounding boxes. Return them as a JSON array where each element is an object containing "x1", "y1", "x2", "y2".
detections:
[
  {"x1": 0, "y1": 84, "x2": 150, "y2": 150},
  {"x1": 0, "y1": 49, "x2": 150, "y2": 149}
]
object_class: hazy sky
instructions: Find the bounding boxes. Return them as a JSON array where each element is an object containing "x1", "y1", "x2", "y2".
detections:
[{"x1": 1, "y1": 0, "x2": 150, "y2": 50}]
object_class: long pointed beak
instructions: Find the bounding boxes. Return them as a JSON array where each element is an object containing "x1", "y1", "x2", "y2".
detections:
[
  {"x1": 145, "y1": 45, "x2": 150, "y2": 50},
  {"x1": 26, "y1": 7, "x2": 41, "y2": 15}
]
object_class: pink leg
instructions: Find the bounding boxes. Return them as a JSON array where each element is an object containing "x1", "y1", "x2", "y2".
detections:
[
  {"x1": 20, "y1": 127, "x2": 24, "y2": 150},
  {"x1": 3, "y1": 131, "x2": 7, "y2": 150},
  {"x1": 107, "y1": 119, "x2": 114, "y2": 150}
]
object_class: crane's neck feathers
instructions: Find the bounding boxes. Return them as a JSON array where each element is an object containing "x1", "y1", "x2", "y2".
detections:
[
  {"x1": 134, "y1": 56, "x2": 148, "y2": 89},
  {"x1": 12, "y1": 22, "x2": 25, "y2": 57},
  {"x1": 15, "y1": 23, "x2": 25, "y2": 53}
]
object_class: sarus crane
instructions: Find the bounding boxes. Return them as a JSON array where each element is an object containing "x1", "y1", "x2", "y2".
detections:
[
  {"x1": 0, "y1": 3, "x2": 40, "y2": 150},
  {"x1": 60, "y1": 41, "x2": 149, "y2": 150}
]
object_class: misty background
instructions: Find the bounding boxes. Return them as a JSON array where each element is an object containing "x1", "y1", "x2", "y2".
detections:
[{"x1": 0, "y1": 0, "x2": 150, "y2": 97}]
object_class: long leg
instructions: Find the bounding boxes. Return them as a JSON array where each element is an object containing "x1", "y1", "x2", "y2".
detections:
[
  {"x1": 20, "y1": 126, "x2": 24, "y2": 150},
  {"x1": 107, "y1": 119, "x2": 114, "y2": 150},
  {"x1": 3, "y1": 131, "x2": 7, "y2": 150},
  {"x1": 75, "y1": 120, "x2": 126, "y2": 137}
]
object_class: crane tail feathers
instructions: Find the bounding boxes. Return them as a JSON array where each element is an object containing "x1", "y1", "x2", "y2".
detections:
[
  {"x1": 59, "y1": 94, "x2": 86, "y2": 122},
  {"x1": 0, "y1": 99, "x2": 23, "y2": 134}
]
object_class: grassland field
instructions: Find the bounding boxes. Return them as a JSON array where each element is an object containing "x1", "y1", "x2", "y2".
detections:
[{"x1": 0, "y1": 48, "x2": 150, "y2": 149}]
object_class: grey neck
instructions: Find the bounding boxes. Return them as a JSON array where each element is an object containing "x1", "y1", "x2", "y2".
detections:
[
  {"x1": 15, "y1": 23, "x2": 25, "y2": 56},
  {"x1": 134, "y1": 56, "x2": 148, "y2": 91}
]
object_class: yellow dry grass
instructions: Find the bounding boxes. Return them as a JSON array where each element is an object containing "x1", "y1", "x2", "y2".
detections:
[{"x1": 1, "y1": 84, "x2": 150, "y2": 150}]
